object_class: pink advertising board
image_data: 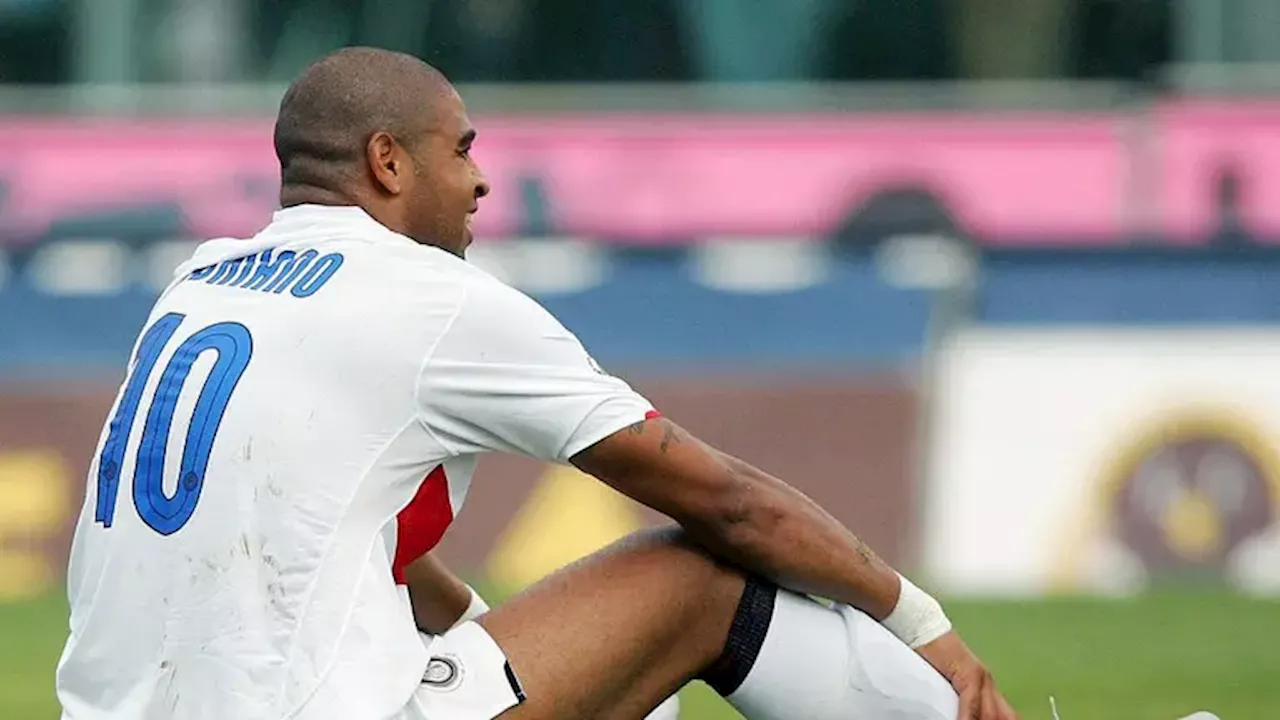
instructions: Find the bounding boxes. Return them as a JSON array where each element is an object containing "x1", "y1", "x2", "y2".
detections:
[
  {"x1": 0, "y1": 114, "x2": 1126, "y2": 245},
  {"x1": 1, "y1": 107, "x2": 1272, "y2": 245}
]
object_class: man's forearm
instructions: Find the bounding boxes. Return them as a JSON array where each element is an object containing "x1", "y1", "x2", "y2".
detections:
[
  {"x1": 573, "y1": 416, "x2": 939, "y2": 637},
  {"x1": 688, "y1": 448, "x2": 903, "y2": 620}
]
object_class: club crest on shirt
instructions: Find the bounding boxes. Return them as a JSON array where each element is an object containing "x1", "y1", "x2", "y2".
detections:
[{"x1": 423, "y1": 655, "x2": 464, "y2": 691}]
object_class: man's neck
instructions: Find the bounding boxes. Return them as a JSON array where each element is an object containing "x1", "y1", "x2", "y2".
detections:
[{"x1": 278, "y1": 184, "x2": 360, "y2": 210}]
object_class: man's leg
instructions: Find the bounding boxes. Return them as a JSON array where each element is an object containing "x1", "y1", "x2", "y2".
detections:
[
  {"x1": 481, "y1": 526, "x2": 959, "y2": 720},
  {"x1": 482, "y1": 527, "x2": 740, "y2": 719},
  {"x1": 645, "y1": 695, "x2": 680, "y2": 720}
]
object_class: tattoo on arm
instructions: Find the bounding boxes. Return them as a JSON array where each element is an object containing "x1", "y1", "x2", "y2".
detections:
[
  {"x1": 625, "y1": 417, "x2": 684, "y2": 453},
  {"x1": 854, "y1": 537, "x2": 880, "y2": 566},
  {"x1": 658, "y1": 419, "x2": 684, "y2": 453}
]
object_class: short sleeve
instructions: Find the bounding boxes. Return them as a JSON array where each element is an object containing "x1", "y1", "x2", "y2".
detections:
[{"x1": 416, "y1": 278, "x2": 655, "y2": 462}]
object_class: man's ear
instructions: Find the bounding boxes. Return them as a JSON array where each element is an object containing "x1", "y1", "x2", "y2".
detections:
[{"x1": 367, "y1": 131, "x2": 407, "y2": 195}]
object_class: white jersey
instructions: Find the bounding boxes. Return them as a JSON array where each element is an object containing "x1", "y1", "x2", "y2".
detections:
[{"x1": 55, "y1": 204, "x2": 655, "y2": 720}]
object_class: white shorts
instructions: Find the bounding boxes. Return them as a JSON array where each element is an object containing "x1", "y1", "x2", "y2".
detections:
[{"x1": 398, "y1": 621, "x2": 527, "y2": 720}]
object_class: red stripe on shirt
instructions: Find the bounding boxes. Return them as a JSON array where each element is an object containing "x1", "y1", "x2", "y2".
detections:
[
  {"x1": 392, "y1": 465, "x2": 454, "y2": 584},
  {"x1": 645, "y1": 409, "x2": 662, "y2": 420}
]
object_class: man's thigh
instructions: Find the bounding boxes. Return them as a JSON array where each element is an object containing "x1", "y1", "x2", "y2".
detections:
[{"x1": 482, "y1": 527, "x2": 744, "y2": 720}]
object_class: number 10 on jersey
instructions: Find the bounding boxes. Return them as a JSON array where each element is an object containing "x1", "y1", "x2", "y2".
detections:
[{"x1": 95, "y1": 312, "x2": 253, "y2": 535}]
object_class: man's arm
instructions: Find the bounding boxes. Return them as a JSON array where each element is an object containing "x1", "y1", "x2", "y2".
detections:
[
  {"x1": 570, "y1": 415, "x2": 997, "y2": 702},
  {"x1": 572, "y1": 416, "x2": 902, "y2": 617},
  {"x1": 400, "y1": 552, "x2": 488, "y2": 634}
]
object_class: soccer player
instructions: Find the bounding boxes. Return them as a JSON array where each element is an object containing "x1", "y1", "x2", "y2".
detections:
[{"x1": 55, "y1": 47, "x2": 1018, "y2": 720}]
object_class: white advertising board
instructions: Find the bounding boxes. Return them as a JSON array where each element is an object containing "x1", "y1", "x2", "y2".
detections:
[{"x1": 923, "y1": 328, "x2": 1280, "y2": 597}]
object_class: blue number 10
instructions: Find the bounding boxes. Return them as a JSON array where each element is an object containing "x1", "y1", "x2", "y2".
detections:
[{"x1": 95, "y1": 312, "x2": 253, "y2": 535}]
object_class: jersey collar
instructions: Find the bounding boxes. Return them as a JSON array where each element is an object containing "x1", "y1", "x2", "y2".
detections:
[{"x1": 271, "y1": 203, "x2": 381, "y2": 229}]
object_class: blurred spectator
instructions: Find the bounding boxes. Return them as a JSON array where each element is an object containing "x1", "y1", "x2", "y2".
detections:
[{"x1": 1212, "y1": 160, "x2": 1251, "y2": 248}]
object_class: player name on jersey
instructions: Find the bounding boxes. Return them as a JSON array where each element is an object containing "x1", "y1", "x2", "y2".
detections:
[{"x1": 188, "y1": 248, "x2": 345, "y2": 298}]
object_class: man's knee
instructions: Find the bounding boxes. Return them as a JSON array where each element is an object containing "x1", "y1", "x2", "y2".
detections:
[
  {"x1": 602, "y1": 525, "x2": 744, "y2": 585},
  {"x1": 604, "y1": 525, "x2": 777, "y2": 682},
  {"x1": 606, "y1": 523, "x2": 700, "y2": 553}
]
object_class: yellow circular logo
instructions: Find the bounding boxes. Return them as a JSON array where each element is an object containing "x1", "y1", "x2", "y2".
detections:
[{"x1": 1092, "y1": 410, "x2": 1280, "y2": 586}]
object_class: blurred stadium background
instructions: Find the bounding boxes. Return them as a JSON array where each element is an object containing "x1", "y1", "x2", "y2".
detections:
[{"x1": 3, "y1": 0, "x2": 1280, "y2": 718}]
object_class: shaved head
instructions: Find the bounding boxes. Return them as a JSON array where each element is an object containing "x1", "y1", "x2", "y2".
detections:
[
  {"x1": 273, "y1": 47, "x2": 489, "y2": 256},
  {"x1": 274, "y1": 47, "x2": 450, "y2": 194}
]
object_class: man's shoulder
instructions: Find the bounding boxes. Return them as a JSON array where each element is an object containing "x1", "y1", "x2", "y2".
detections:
[{"x1": 451, "y1": 262, "x2": 567, "y2": 328}]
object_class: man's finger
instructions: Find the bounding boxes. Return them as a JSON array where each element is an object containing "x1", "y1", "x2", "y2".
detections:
[
  {"x1": 978, "y1": 678, "x2": 1018, "y2": 720},
  {"x1": 981, "y1": 679, "x2": 1003, "y2": 720},
  {"x1": 955, "y1": 683, "x2": 980, "y2": 720}
]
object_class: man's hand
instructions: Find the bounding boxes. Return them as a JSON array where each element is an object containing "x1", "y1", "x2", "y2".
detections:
[
  {"x1": 916, "y1": 632, "x2": 1020, "y2": 720},
  {"x1": 401, "y1": 552, "x2": 476, "y2": 634}
]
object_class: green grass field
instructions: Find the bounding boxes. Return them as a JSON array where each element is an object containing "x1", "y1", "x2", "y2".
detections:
[{"x1": 5, "y1": 590, "x2": 1277, "y2": 719}]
